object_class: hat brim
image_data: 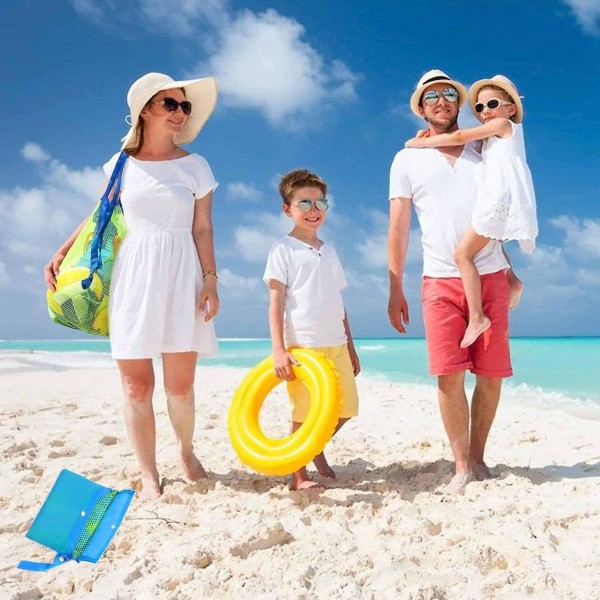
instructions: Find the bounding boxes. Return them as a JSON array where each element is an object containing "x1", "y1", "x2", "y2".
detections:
[
  {"x1": 468, "y1": 79, "x2": 523, "y2": 124},
  {"x1": 409, "y1": 78, "x2": 468, "y2": 118},
  {"x1": 122, "y1": 77, "x2": 218, "y2": 149}
]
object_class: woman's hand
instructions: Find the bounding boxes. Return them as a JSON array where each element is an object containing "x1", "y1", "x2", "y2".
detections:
[
  {"x1": 44, "y1": 253, "x2": 65, "y2": 291},
  {"x1": 199, "y1": 278, "x2": 219, "y2": 321}
]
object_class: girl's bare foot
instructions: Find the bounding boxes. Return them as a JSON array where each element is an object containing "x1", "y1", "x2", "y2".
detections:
[
  {"x1": 313, "y1": 452, "x2": 336, "y2": 479},
  {"x1": 139, "y1": 474, "x2": 162, "y2": 500},
  {"x1": 444, "y1": 471, "x2": 473, "y2": 495},
  {"x1": 291, "y1": 467, "x2": 323, "y2": 491},
  {"x1": 472, "y1": 461, "x2": 492, "y2": 480},
  {"x1": 182, "y1": 452, "x2": 208, "y2": 481},
  {"x1": 460, "y1": 316, "x2": 491, "y2": 348}
]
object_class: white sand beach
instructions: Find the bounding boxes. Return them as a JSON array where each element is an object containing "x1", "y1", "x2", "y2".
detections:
[{"x1": 1, "y1": 352, "x2": 599, "y2": 600}]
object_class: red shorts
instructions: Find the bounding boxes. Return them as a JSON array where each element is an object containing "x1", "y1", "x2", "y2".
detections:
[{"x1": 422, "y1": 270, "x2": 512, "y2": 378}]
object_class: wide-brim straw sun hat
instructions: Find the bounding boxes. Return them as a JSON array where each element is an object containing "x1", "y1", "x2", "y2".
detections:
[
  {"x1": 121, "y1": 72, "x2": 218, "y2": 149},
  {"x1": 409, "y1": 69, "x2": 468, "y2": 118},
  {"x1": 468, "y1": 74, "x2": 523, "y2": 124}
]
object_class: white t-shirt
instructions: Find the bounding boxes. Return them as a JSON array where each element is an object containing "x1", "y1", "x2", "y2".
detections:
[
  {"x1": 263, "y1": 235, "x2": 348, "y2": 348},
  {"x1": 389, "y1": 144, "x2": 508, "y2": 277}
]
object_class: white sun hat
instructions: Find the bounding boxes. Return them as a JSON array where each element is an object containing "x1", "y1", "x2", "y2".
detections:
[
  {"x1": 121, "y1": 72, "x2": 218, "y2": 149},
  {"x1": 468, "y1": 74, "x2": 523, "y2": 123},
  {"x1": 409, "y1": 69, "x2": 468, "y2": 118}
]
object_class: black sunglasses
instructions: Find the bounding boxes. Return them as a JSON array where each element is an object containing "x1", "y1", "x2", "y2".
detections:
[{"x1": 152, "y1": 97, "x2": 193, "y2": 115}]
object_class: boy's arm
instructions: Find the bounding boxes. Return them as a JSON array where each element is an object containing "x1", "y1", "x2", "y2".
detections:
[
  {"x1": 388, "y1": 197, "x2": 411, "y2": 333},
  {"x1": 267, "y1": 279, "x2": 298, "y2": 380},
  {"x1": 405, "y1": 118, "x2": 512, "y2": 148},
  {"x1": 343, "y1": 309, "x2": 361, "y2": 376}
]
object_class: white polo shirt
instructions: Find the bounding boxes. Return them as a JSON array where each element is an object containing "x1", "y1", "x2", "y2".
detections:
[
  {"x1": 263, "y1": 235, "x2": 348, "y2": 348},
  {"x1": 389, "y1": 144, "x2": 508, "y2": 278}
]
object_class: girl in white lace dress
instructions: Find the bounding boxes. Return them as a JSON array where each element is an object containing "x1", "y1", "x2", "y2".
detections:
[
  {"x1": 45, "y1": 73, "x2": 220, "y2": 499},
  {"x1": 406, "y1": 74, "x2": 538, "y2": 348}
]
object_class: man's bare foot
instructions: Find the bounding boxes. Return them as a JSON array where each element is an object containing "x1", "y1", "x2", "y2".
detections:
[
  {"x1": 508, "y1": 280, "x2": 523, "y2": 310},
  {"x1": 291, "y1": 467, "x2": 323, "y2": 491},
  {"x1": 444, "y1": 471, "x2": 473, "y2": 495},
  {"x1": 182, "y1": 452, "x2": 208, "y2": 481},
  {"x1": 460, "y1": 316, "x2": 491, "y2": 348},
  {"x1": 139, "y1": 475, "x2": 162, "y2": 500},
  {"x1": 313, "y1": 452, "x2": 336, "y2": 479},
  {"x1": 472, "y1": 461, "x2": 493, "y2": 481}
]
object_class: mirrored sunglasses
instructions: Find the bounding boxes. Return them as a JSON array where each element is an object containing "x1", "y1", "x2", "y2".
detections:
[
  {"x1": 152, "y1": 97, "x2": 193, "y2": 115},
  {"x1": 422, "y1": 87, "x2": 459, "y2": 105},
  {"x1": 295, "y1": 198, "x2": 329, "y2": 212},
  {"x1": 474, "y1": 98, "x2": 514, "y2": 113}
]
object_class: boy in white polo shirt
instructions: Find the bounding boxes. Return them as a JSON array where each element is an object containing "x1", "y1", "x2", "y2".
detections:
[{"x1": 264, "y1": 169, "x2": 360, "y2": 491}]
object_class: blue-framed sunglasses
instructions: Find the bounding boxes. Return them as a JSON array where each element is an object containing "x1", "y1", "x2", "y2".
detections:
[{"x1": 294, "y1": 198, "x2": 329, "y2": 212}]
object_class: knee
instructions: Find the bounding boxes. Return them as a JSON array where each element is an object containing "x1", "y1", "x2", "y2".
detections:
[
  {"x1": 165, "y1": 382, "x2": 194, "y2": 401},
  {"x1": 122, "y1": 376, "x2": 154, "y2": 404},
  {"x1": 475, "y1": 376, "x2": 502, "y2": 395}
]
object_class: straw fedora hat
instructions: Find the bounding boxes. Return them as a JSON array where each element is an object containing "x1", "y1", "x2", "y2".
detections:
[
  {"x1": 468, "y1": 74, "x2": 523, "y2": 123},
  {"x1": 121, "y1": 72, "x2": 218, "y2": 149},
  {"x1": 409, "y1": 69, "x2": 468, "y2": 118}
]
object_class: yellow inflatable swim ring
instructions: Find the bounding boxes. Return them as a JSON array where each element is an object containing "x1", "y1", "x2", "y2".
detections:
[{"x1": 228, "y1": 348, "x2": 342, "y2": 476}]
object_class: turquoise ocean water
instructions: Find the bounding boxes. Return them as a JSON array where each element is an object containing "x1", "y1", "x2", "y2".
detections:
[{"x1": 1, "y1": 337, "x2": 599, "y2": 409}]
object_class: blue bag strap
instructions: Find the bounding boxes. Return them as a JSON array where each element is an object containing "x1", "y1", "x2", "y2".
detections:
[
  {"x1": 18, "y1": 553, "x2": 71, "y2": 571},
  {"x1": 81, "y1": 152, "x2": 128, "y2": 290}
]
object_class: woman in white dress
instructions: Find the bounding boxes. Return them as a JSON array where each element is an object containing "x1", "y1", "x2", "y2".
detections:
[
  {"x1": 406, "y1": 74, "x2": 538, "y2": 348},
  {"x1": 44, "y1": 72, "x2": 220, "y2": 499}
]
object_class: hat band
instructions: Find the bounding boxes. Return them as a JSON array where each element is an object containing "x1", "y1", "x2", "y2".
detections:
[{"x1": 422, "y1": 75, "x2": 451, "y2": 86}]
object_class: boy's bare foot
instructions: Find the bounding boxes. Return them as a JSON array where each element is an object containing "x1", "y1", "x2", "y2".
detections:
[
  {"x1": 313, "y1": 452, "x2": 336, "y2": 479},
  {"x1": 444, "y1": 471, "x2": 473, "y2": 495},
  {"x1": 508, "y1": 280, "x2": 523, "y2": 310},
  {"x1": 182, "y1": 452, "x2": 208, "y2": 481},
  {"x1": 139, "y1": 475, "x2": 162, "y2": 500},
  {"x1": 291, "y1": 467, "x2": 323, "y2": 491},
  {"x1": 460, "y1": 316, "x2": 491, "y2": 348},
  {"x1": 472, "y1": 461, "x2": 492, "y2": 480}
]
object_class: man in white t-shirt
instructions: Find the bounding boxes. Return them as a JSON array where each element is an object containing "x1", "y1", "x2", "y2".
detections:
[{"x1": 388, "y1": 69, "x2": 512, "y2": 495}]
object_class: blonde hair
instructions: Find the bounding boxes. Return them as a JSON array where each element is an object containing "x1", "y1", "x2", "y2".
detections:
[{"x1": 278, "y1": 169, "x2": 327, "y2": 205}]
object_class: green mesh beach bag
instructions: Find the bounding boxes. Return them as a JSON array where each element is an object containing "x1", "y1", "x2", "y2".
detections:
[
  {"x1": 47, "y1": 152, "x2": 128, "y2": 336},
  {"x1": 18, "y1": 469, "x2": 135, "y2": 571}
]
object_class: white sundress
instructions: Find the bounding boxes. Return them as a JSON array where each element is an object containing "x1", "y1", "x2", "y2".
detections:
[
  {"x1": 471, "y1": 122, "x2": 538, "y2": 253},
  {"x1": 102, "y1": 153, "x2": 219, "y2": 360}
]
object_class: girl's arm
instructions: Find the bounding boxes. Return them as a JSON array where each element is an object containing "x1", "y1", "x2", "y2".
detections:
[
  {"x1": 405, "y1": 118, "x2": 513, "y2": 148},
  {"x1": 267, "y1": 280, "x2": 298, "y2": 380},
  {"x1": 343, "y1": 309, "x2": 361, "y2": 376},
  {"x1": 192, "y1": 190, "x2": 219, "y2": 321}
]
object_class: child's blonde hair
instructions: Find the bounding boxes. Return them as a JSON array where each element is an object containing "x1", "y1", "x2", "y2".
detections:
[{"x1": 278, "y1": 169, "x2": 327, "y2": 205}]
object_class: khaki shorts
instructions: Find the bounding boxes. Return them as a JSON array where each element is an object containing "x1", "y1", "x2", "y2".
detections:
[{"x1": 287, "y1": 344, "x2": 359, "y2": 423}]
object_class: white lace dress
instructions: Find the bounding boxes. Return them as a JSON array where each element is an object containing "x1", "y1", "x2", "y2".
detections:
[
  {"x1": 471, "y1": 122, "x2": 538, "y2": 253},
  {"x1": 102, "y1": 153, "x2": 219, "y2": 359}
]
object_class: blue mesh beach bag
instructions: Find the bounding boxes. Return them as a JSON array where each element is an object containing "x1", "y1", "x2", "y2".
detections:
[
  {"x1": 47, "y1": 152, "x2": 128, "y2": 336},
  {"x1": 18, "y1": 469, "x2": 135, "y2": 571}
]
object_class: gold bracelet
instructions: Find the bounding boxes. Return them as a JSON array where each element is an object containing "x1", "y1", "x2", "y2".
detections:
[{"x1": 203, "y1": 271, "x2": 218, "y2": 281}]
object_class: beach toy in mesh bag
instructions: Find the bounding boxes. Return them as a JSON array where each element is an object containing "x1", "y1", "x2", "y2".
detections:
[
  {"x1": 18, "y1": 469, "x2": 134, "y2": 571},
  {"x1": 47, "y1": 152, "x2": 128, "y2": 336}
]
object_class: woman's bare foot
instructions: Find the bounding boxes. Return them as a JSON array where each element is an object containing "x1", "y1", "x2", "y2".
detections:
[
  {"x1": 460, "y1": 316, "x2": 491, "y2": 348},
  {"x1": 313, "y1": 452, "x2": 336, "y2": 479},
  {"x1": 139, "y1": 474, "x2": 162, "y2": 500},
  {"x1": 508, "y1": 280, "x2": 523, "y2": 310},
  {"x1": 181, "y1": 452, "x2": 208, "y2": 481},
  {"x1": 444, "y1": 471, "x2": 473, "y2": 495},
  {"x1": 471, "y1": 461, "x2": 492, "y2": 481}
]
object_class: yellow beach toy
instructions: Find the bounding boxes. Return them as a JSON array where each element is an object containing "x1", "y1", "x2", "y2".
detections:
[{"x1": 228, "y1": 348, "x2": 342, "y2": 476}]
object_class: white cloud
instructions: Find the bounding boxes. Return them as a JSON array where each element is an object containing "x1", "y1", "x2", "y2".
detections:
[
  {"x1": 218, "y1": 267, "x2": 260, "y2": 299},
  {"x1": 22, "y1": 142, "x2": 51, "y2": 163},
  {"x1": 227, "y1": 181, "x2": 263, "y2": 202},
  {"x1": 551, "y1": 215, "x2": 600, "y2": 257},
  {"x1": 233, "y1": 212, "x2": 290, "y2": 263},
  {"x1": 0, "y1": 262, "x2": 8, "y2": 287},
  {"x1": 562, "y1": 0, "x2": 600, "y2": 35}
]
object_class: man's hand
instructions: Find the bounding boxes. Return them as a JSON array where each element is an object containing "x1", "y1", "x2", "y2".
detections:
[
  {"x1": 273, "y1": 350, "x2": 300, "y2": 381},
  {"x1": 388, "y1": 289, "x2": 410, "y2": 334}
]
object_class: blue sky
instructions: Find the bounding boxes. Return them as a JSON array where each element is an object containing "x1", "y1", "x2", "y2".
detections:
[{"x1": 1, "y1": 0, "x2": 599, "y2": 340}]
